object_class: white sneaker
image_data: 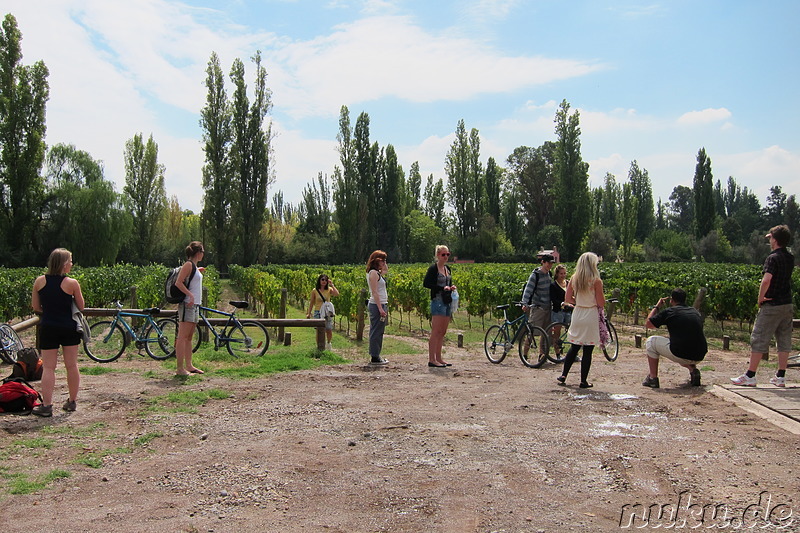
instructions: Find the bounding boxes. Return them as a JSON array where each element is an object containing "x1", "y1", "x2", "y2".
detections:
[
  {"x1": 325, "y1": 342, "x2": 332, "y2": 351},
  {"x1": 730, "y1": 374, "x2": 756, "y2": 386},
  {"x1": 769, "y1": 375, "x2": 786, "y2": 388}
]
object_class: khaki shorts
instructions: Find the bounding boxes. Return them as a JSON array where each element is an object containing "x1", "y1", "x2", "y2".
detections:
[
  {"x1": 527, "y1": 306, "x2": 550, "y2": 329},
  {"x1": 750, "y1": 303, "x2": 793, "y2": 353},
  {"x1": 177, "y1": 303, "x2": 200, "y2": 323},
  {"x1": 646, "y1": 335, "x2": 700, "y2": 366}
]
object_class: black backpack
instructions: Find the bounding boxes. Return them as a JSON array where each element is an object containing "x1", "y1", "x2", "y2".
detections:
[
  {"x1": 10, "y1": 347, "x2": 43, "y2": 382},
  {"x1": 164, "y1": 263, "x2": 197, "y2": 304}
]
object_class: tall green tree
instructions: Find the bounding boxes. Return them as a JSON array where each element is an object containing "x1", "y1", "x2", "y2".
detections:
[
  {"x1": 42, "y1": 143, "x2": 130, "y2": 265},
  {"x1": 553, "y1": 100, "x2": 590, "y2": 260},
  {"x1": 381, "y1": 144, "x2": 404, "y2": 259},
  {"x1": 332, "y1": 106, "x2": 360, "y2": 262},
  {"x1": 423, "y1": 174, "x2": 446, "y2": 230},
  {"x1": 599, "y1": 172, "x2": 620, "y2": 231},
  {"x1": 668, "y1": 185, "x2": 694, "y2": 234},
  {"x1": 483, "y1": 156, "x2": 502, "y2": 224},
  {"x1": 446, "y1": 119, "x2": 481, "y2": 240},
  {"x1": 297, "y1": 172, "x2": 331, "y2": 236},
  {"x1": 628, "y1": 160, "x2": 655, "y2": 242},
  {"x1": 619, "y1": 182, "x2": 639, "y2": 261},
  {"x1": 123, "y1": 133, "x2": 166, "y2": 262},
  {"x1": 693, "y1": 147, "x2": 715, "y2": 239},
  {"x1": 229, "y1": 51, "x2": 273, "y2": 266},
  {"x1": 0, "y1": 14, "x2": 49, "y2": 265},
  {"x1": 506, "y1": 142, "x2": 556, "y2": 250},
  {"x1": 200, "y1": 51, "x2": 233, "y2": 269},
  {"x1": 763, "y1": 185, "x2": 787, "y2": 228},
  {"x1": 406, "y1": 161, "x2": 422, "y2": 213},
  {"x1": 353, "y1": 112, "x2": 376, "y2": 259}
]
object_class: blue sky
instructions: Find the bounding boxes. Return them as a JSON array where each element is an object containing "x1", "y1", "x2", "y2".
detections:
[{"x1": 7, "y1": 0, "x2": 799, "y2": 213}]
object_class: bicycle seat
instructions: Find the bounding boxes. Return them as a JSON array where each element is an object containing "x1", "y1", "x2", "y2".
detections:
[
  {"x1": 230, "y1": 300, "x2": 249, "y2": 309},
  {"x1": 496, "y1": 304, "x2": 510, "y2": 310},
  {"x1": 143, "y1": 307, "x2": 161, "y2": 315}
]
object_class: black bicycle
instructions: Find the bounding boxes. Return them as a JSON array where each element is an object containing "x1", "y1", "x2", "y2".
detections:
[
  {"x1": 182, "y1": 301, "x2": 269, "y2": 357},
  {"x1": 483, "y1": 303, "x2": 550, "y2": 368}
]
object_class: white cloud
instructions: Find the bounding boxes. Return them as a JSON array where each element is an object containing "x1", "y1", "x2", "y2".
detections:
[{"x1": 677, "y1": 107, "x2": 732, "y2": 126}]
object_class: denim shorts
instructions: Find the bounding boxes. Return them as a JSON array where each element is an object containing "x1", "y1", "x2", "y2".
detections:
[
  {"x1": 430, "y1": 298, "x2": 452, "y2": 317},
  {"x1": 313, "y1": 310, "x2": 334, "y2": 331},
  {"x1": 178, "y1": 303, "x2": 200, "y2": 323},
  {"x1": 551, "y1": 310, "x2": 572, "y2": 325},
  {"x1": 750, "y1": 303, "x2": 793, "y2": 353}
]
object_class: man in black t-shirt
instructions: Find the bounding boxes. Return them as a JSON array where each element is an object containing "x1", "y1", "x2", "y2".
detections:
[{"x1": 642, "y1": 287, "x2": 708, "y2": 388}]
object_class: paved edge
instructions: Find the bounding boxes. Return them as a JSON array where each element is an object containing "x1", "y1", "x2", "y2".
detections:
[{"x1": 709, "y1": 385, "x2": 800, "y2": 436}]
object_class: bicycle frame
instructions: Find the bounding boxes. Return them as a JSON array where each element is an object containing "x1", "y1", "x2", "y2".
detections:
[
  {"x1": 104, "y1": 309, "x2": 164, "y2": 344},
  {"x1": 197, "y1": 305, "x2": 240, "y2": 345}
]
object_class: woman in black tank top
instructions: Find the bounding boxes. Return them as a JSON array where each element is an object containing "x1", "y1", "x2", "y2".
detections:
[{"x1": 31, "y1": 248, "x2": 85, "y2": 417}]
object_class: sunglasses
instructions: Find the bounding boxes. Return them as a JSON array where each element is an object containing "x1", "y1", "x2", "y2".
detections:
[{"x1": 440, "y1": 252, "x2": 451, "y2": 256}]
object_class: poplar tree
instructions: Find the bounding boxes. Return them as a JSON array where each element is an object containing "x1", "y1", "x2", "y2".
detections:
[
  {"x1": 229, "y1": 51, "x2": 273, "y2": 266},
  {"x1": 628, "y1": 160, "x2": 655, "y2": 242},
  {"x1": 332, "y1": 106, "x2": 359, "y2": 261},
  {"x1": 200, "y1": 51, "x2": 233, "y2": 268},
  {"x1": 693, "y1": 147, "x2": 715, "y2": 239},
  {"x1": 0, "y1": 14, "x2": 49, "y2": 265},
  {"x1": 123, "y1": 133, "x2": 167, "y2": 262},
  {"x1": 446, "y1": 119, "x2": 480, "y2": 240},
  {"x1": 553, "y1": 100, "x2": 590, "y2": 260}
]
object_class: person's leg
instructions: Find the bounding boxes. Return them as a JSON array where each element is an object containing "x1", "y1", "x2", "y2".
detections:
[
  {"x1": 645, "y1": 336, "x2": 671, "y2": 378},
  {"x1": 176, "y1": 321, "x2": 196, "y2": 374},
  {"x1": 533, "y1": 308, "x2": 549, "y2": 355},
  {"x1": 39, "y1": 348, "x2": 59, "y2": 406},
  {"x1": 429, "y1": 315, "x2": 448, "y2": 364},
  {"x1": 368, "y1": 303, "x2": 386, "y2": 361},
  {"x1": 559, "y1": 343, "x2": 581, "y2": 382},
  {"x1": 62, "y1": 344, "x2": 81, "y2": 403},
  {"x1": 579, "y1": 345, "x2": 594, "y2": 386}
]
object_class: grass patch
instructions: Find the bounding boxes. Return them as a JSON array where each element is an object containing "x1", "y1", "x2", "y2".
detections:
[
  {"x1": 11, "y1": 436, "x2": 55, "y2": 451},
  {"x1": 40, "y1": 422, "x2": 107, "y2": 438},
  {"x1": 0, "y1": 467, "x2": 71, "y2": 495},
  {"x1": 80, "y1": 365, "x2": 118, "y2": 376},
  {"x1": 143, "y1": 388, "x2": 232, "y2": 414},
  {"x1": 133, "y1": 431, "x2": 163, "y2": 447}
]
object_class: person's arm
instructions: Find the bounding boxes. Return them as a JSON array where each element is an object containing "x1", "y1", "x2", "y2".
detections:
[
  {"x1": 175, "y1": 261, "x2": 195, "y2": 305},
  {"x1": 328, "y1": 282, "x2": 340, "y2": 298},
  {"x1": 67, "y1": 278, "x2": 85, "y2": 310},
  {"x1": 31, "y1": 276, "x2": 45, "y2": 313},
  {"x1": 423, "y1": 264, "x2": 438, "y2": 290},
  {"x1": 521, "y1": 271, "x2": 536, "y2": 311},
  {"x1": 645, "y1": 296, "x2": 669, "y2": 329},
  {"x1": 307, "y1": 290, "x2": 317, "y2": 318},
  {"x1": 757, "y1": 272, "x2": 772, "y2": 306},
  {"x1": 594, "y1": 278, "x2": 605, "y2": 308},
  {"x1": 564, "y1": 282, "x2": 576, "y2": 307}
]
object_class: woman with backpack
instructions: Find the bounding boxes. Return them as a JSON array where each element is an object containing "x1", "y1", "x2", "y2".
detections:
[
  {"x1": 31, "y1": 248, "x2": 85, "y2": 416},
  {"x1": 306, "y1": 274, "x2": 339, "y2": 351},
  {"x1": 174, "y1": 241, "x2": 205, "y2": 376}
]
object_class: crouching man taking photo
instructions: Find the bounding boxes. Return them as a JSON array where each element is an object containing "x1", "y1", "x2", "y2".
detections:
[{"x1": 642, "y1": 287, "x2": 708, "y2": 388}]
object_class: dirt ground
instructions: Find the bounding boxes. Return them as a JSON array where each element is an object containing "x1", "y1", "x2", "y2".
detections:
[{"x1": 1, "y1": 325, "x2": 799, "y2": 532}]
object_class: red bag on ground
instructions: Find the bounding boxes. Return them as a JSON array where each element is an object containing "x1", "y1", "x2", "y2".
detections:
[{"x1": 0, "y1": 377, "x2": 42, "y2": 414}]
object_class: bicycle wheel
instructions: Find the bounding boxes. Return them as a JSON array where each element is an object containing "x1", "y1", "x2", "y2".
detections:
[
  {"x1": 483, "y1": 325, "x2": 510, "y2": 363},
  {"x1": 602, "y1": 321, "x2": 620, "y2": 362},
  {"x1": 85, "y1": 321, "x2": 127, "y2": 363},
  {"x1": 0, "y1": 324, "x2": 22, "y2": 364},
  {"x1": 225, "y1": 320, "x2": 269, "y2": 357},
  {"x1": 519, "y1": 324, "x2": 550, "y2": 368},
  {"x1": 145, "y1": 319, "x2": 177, "y2": 360},
  {"x1": 544, "y1": 322, "x2": 571, "y2": 363}
]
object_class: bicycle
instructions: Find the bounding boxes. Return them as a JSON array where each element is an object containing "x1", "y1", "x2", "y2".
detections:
[
  {"x1": 84, "y1": 301, "x2": 176, "y2": 363},
  {"x1": 0, "y1": 323, "x2": 23, "y2": 364},
  {"x1": 483, "y1": 302, "x2": 549, "y2": 368},
  {"x1": 544, "y1": 299, "x2": 619, "y2": 362},
  {"x1": 182, "y1": 301, "x2": 269, "y2": 357}
]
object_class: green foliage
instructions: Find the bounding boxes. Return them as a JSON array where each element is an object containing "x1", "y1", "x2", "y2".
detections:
[{"x1": 1, "y1": 468, "x2": 71, "y2": 495}]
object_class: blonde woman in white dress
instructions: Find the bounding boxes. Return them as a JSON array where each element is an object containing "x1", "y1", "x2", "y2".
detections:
[{"x1": 557, "y1": 252, "x2": 605, "y2": 388}]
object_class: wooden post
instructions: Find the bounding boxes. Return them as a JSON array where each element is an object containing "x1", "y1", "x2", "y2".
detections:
[
  {"x1": 283, "y1": 332, "x2": 292, "y2": 346},
  {"x1": 633, "y1": 306, "x2": 640, "y2": 326},
  {"x1": 278, "y1": 288, "x2": 287, "y2": 343},
  {"x1": 635, "y1": 334, "x2": 642, "y2": 348},
  {"x1": 356, "y1": 289, "x2": 366, "y2": 341},
  {"x1": 693, "y1": 287, "x2": 707, "y2": 311},
  {"x1": 316, "y1": 327, "x2": 326, "y2": 351},
  {"x1": 723, "y1": 335, "x2": 730, "y2": 350},
  {"x1": 458, "y1": 333, "x2": 464, "y2": 348}
]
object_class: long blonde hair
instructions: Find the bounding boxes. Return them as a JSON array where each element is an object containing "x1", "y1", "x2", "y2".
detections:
[
  {"x1": 570, "y1": 252, "x2": 600, "y2": 293},
  {"x1": 46, "y1": 248, "x2": 72, "y2": 276}
]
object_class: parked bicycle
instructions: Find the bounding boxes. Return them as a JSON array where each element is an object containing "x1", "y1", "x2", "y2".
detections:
[
  {"x1": 484, "y1": 302, "x2": 550, "y2": 368},
  {"x1": 544, "y1": 298, "x2": 619, "y2": 362},
  {"x1": 84, "y1": 301, "x2": 176, "y2": 363},
  {"x1": 183, "y1": 301, "x2": 269, "y2": 357},
  {"x1": 0, "y1": 323, "x2": 23, "y2": 364}
]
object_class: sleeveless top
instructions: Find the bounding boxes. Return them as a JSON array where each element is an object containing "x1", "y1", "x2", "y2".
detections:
[
  {"x1": 187, "y1": 263, "x2": 203, "y2": 305},
  {"x1": 39, "y1": 275, "x2": 76, "y2": 330},
  {"x1": 367, "y1": 271, "x2": 388, "y2": 304},
  {"x1": 312, "y1": 287, "x2": 332, "y2": 311}
]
